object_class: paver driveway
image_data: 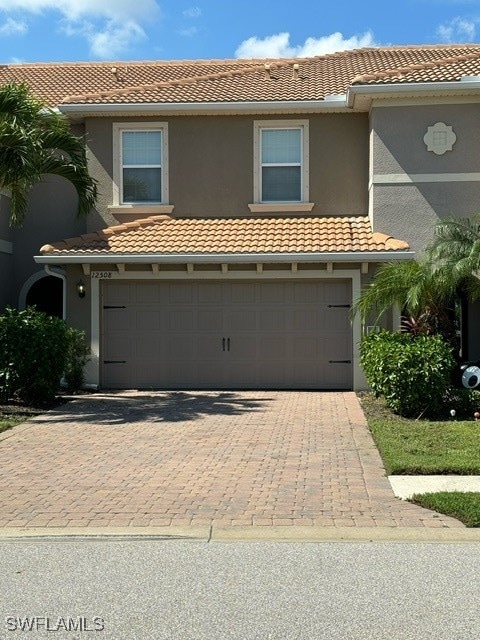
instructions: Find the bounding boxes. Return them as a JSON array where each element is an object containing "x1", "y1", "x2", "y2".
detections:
[{"x1": 0, "y1": 391, "x2": 462, "y2": 529}]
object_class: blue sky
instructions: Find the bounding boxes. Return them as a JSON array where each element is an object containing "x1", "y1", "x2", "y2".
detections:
[{"x1": 0, "y1": 0, "x2": 478, "y2": 64}]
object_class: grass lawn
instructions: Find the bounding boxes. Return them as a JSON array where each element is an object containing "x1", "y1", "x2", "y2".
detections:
[
  {"x1": 358, "y1": 393, "x2": 480, "y2": 475},
  {"x1": 411, "y1": 492, "x2": 480, "y2": 527},
  {"x1": 358, "y1": 393, "x2": 480, "y2": 526}
]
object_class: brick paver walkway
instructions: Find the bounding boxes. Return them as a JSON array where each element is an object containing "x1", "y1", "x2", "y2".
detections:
[{"x1": 0, "y1": 391, "x2": 463, "y2": 529}]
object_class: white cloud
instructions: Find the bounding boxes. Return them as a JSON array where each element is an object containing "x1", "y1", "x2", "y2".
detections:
[
  {"x1": 178, "y1": 26, "x2": 198, "y2": 37},
  {"x1": 183, "y1": 6, "x2": 201, "y2": 19},
  {"x1": 0, "y1": 17, "x2": 28, "y2": 36},
  {"x1": 0, "y1": 0, "x2": 159, "y2": 57},
  {"x1": 87, "y1": 20, "x2": 146, "y2": 58},
  {"x1": 0, "y1": 0, "x2": 159, "y2": 21},
  {"x1": 437, "y1": 16, "x2": 476, "y2": 41},
  {"x1": 235, "y1": 31, "x2": 376, "y2": 59}
]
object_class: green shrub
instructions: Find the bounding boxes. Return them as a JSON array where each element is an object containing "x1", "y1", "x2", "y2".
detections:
[
  {"x1": 0, "y1": 306, "x2": 69, "y2": 404},
  {"x1": 360, "y1": 331, "x2": 456, "y2": 418},
  {"x1": 64, "y1": 327, "x2": 90, "y2": 391}
]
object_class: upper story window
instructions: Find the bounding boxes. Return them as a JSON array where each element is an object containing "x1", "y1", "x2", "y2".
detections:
[
  {"x1": 113, "y1": 122, "x2": 169, "y2": 206},
  {"x1": 253, "y1": 120, "x2": 310, "y2": 205}
]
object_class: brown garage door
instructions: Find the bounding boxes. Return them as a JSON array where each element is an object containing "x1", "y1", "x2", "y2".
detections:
[{"x1": 102, "y1": 280, "x2": 352, "y2": 389}]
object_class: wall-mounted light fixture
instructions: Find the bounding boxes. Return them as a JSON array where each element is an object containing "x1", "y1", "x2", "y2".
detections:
[{"x1": 77, "y1": 280, "x2": 86, "y2": 299}]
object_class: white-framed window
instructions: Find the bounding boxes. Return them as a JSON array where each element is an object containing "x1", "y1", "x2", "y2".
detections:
[
  {"x1": 253, "y1": 120, "x2": 309, "y2": 204},
  {"x1": 113, "y1": 122, "x2": 169, "y2": 206}
]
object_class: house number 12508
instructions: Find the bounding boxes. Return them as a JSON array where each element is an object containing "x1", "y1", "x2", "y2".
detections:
[{"x1": 91, "y1": 272, "x2": 113, "y2": 279}]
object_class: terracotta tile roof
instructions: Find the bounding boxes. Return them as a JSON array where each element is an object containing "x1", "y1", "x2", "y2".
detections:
[
  {"x1": 1, "y1": 45, "x2": 480, "y2": 107},
  {"x1": 39, "y1": 215, "x2": 409, "y2": 256},
  {"x1": 352, "y1": 49, "x2": 480, "y2": 84}
]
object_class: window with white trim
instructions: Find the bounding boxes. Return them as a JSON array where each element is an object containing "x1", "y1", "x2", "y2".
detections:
[
  {"x1": 254, "y1": 120, "x2": 309, "y2": 204},
  {"x1": 113, "y1": 122, "x2": 169, "y2": 206}
]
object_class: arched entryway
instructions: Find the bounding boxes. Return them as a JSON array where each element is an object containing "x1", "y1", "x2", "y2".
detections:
[{"x1": 21, "y1": 273, "x2": 63, "y2": 318}]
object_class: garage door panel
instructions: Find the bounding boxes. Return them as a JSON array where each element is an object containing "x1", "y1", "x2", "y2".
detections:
[
  {"x1": 135, "y1": 283, "x2": 160, "y2": 304},
  {"x1": 324, "y1": 363, "x2": 351, "y2": 388},
  {"x1": 168, "y1": 310, "x2": 195, "y2": 331},
  {"x1": 168, "y1": 334, "x2": 195, "y2": 360},
  {"x1": 104, "y1": 309, "x2": 130, "y2": 332},
  {"x1": 197, "y1": 335, "x2": 223, "y2": 359},
  {"x1": 323, "y1": 308, "x2": 350, "y2": 331},
  {"x1": 258, "y1": 336, "x2": 287, "y2": 359},
  {"x1": 104, "y1": 335, "x2": 130, "y2": 360},
  {"x1": 103, "y1": 363, "x2": 130, "y2": 387},
  {"x1": 199, "y1": 361, "x2": 227, "y2": 386},
  {"x1": 229, "y1": 335, "x2": 257, "y2": 360},
  {"x1": 135, "y1": 334, "x2": 163, "y2": 360},
  {"x1": 198, "y1": 283, "x2": 223, "y2": 303},
  {"x1": 227, "y1": 310, "x2": 257, "y2": 332},
  {"x1": 169, "y1": 283, "x2": 195, "y2": 303},
  {"x1": 135, "y1": 310, "x2": 161, "y2": 331},
  {"x1": 259, "y1": 309, "x2": 287, "y2": 332},
  {"x1": 286, "y1": 361, "x2": 318, "y2": 385},
  {"x1": 104, "y1": 283, "x2": 132, "y2": 304},
  {"x1": 231, "y1": 283, "x2": 256, "y2": 303},
  {"x1": 323, "y1": 334, "x2": 352, "y2": 360},
  {"x1": 197, "y1": 309, "x2": 223, "y2": 332},
  {"x1": 102, "y1": 280, "x2": 352, "y2": 390},
  {"x1": 135, "y1": 363, "x2": 165, "y2": 387},
  {"x1": 322, "y1": 280, "x2": 350, "y2": 302},
  {"x1": 292, "y1": 335, "x2": 319, "y2": 359},
  {"x1": 293, "y1": 309, "x2": 319, "y2": 331},
  {"x1": 226, "y1": 361, "x2": 256, "y2": 387},
  {"x1": 259, "y1": 283, "x2": 286, "y2": 303},
  {"x1": 293, "y1": 282, "x2": 319, "y2": 302}
]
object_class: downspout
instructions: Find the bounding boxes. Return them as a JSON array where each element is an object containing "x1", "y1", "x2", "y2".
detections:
[{"x1": 44, "y1": 264, "x2": 66, "y2": 320}]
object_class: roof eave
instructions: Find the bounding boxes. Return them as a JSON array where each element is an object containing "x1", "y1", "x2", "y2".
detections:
[
  {"x1": 347, "y1": 79, "x2": 480, "y2": 108},
  {"x1": 34, "y1": 250, "x2": 415, "y2": 265},
  {"x1": 58, "y1": 98, "x2": 350, "y2": 118}
]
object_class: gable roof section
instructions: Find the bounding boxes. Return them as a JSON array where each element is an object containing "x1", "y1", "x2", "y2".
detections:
[
  {"x1": 39, "y1": 215, "x2": 409, "y2": 258},
  {"x1": 2, "y1": 45, "x2": 480, "y2": 107}
]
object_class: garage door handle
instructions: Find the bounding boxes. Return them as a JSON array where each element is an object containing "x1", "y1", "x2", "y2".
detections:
[
  {"x1": 222, "y1": 337, "x2": 226, "y2": 351},
  {"x1": 104, "y1": 360, "x2": 127, "y2": 364},
  {"x1": 103, "y1": 305, "x2": 126, "y2": 309},
  {"x1": 329, "y1": 360, "x2": 352, "y2": 364},
  {"x1": 227, "y1": 338, "x2": 230, "y2": 351},
  {"x1": 327, "y1": 304, "x2": 350, "y2": 308}
]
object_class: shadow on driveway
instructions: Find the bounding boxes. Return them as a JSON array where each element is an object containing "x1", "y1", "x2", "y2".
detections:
[{"x1": 48, "y1": 391, "x2": 273, "y2": 425}]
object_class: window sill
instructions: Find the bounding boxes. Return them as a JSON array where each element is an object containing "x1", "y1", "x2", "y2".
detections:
[
  {"x1": 248, "y1": 203, "x2": 314, "y2": 213},
  {"x1": 108, "y1": 204, "x2": 174, "y2": 215}
]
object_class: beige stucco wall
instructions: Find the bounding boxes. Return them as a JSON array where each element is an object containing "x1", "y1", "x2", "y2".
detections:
[
  {"x1": 65, "y1": 264, "x2": 91, "y2": 340},
  {"x1": 86, "y1": 112, "x2": 369, "y2": 230},
  {"x1": 370, "y1": 103, "x2": 480, "y2": 252},
  {"x1": 11, "y1": 177, "x2": 87, "y2": 307}
]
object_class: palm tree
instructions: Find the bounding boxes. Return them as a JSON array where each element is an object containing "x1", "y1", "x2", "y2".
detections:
[
  {"x1": 354, "y1": 215, "x2": 480, "y2": 349},
  {"x1": 352, "y1": 259, "x2": 458, "y2": 345},
  {"x1": 427, "y1": 215, "x2": 480, "y2": 295},
  {"x1": 0, "y1": 83, "x2": 97, "y2": 226}
]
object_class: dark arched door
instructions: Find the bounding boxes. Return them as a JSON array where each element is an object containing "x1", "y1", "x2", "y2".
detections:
[{"x1": 26, "y1": 275, "x2": 63, "y2": 318}]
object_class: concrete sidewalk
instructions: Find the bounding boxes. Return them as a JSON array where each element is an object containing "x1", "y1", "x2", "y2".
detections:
[{"x1": 389, "y1": 476, "x2": 480, "y2": 500}]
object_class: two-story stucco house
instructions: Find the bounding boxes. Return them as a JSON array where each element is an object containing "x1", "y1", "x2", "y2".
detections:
[{"x1": 1, "y1": 44, "x2": 480, "y2": 391}]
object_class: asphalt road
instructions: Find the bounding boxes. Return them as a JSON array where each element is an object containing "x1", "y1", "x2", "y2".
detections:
[{"x1": 0, "y1": 539, "x2": 479, "y2": 640}]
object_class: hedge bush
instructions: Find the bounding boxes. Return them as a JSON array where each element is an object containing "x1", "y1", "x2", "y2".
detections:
[
  {"x1": 64, "y1": 327, "x2": 90, "y2": 391},
  {"x1": 0, "y1": 307, "x2": 88, "y2": 404},
  {"x1": 360, "y1": 331, "x2": 456, "y2": 418}
]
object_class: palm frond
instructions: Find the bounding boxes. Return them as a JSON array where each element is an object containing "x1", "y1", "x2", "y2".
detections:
[{"x1": 0, "y1": 82, "x2": 97, "y2": 226}]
